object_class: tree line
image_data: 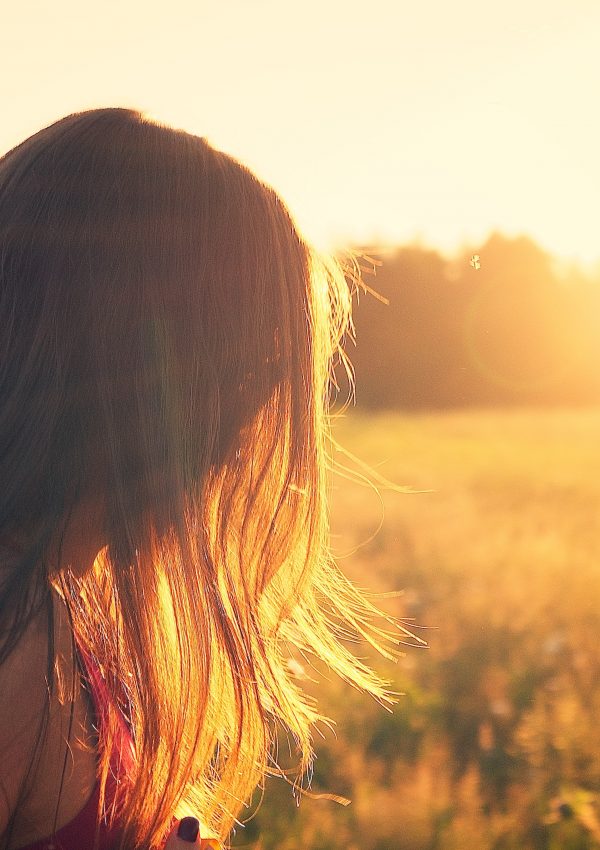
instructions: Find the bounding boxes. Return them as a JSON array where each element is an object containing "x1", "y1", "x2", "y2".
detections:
[{"x1": 337, "y1": 233, "x2": 600, "y2": 409}]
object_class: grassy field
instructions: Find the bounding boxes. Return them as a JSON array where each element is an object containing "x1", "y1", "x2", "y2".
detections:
[{"x1": 233, "y1": 408, "x2": 600, "y2": 850}]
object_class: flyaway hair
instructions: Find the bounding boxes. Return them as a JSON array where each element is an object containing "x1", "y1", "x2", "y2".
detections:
[{"x1": 0, "y1": 108, "x2": 413, "y2": 849}]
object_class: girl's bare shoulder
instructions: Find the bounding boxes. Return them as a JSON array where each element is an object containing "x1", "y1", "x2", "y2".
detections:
[{"x1": 0, "y1": 597, "x2": 50, "y2": 834}]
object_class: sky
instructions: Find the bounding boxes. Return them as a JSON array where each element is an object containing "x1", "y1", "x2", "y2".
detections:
[{"x1": 1, "y1": 0, "x2": 599, "y2": 264}]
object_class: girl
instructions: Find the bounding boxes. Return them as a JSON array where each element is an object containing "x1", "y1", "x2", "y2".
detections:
[{"x1": 0, "y1": 108, "x2": 404, "y2": 850}]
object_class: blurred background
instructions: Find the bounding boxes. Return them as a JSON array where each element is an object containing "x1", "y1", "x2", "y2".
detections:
[{"x1": 2, "y1": 1, "x2": 600, "y2": 847}]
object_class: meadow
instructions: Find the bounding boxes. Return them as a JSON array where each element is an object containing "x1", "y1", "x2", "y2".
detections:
[{"x1": 232, "y1": 407, "x2": 600, "y2": 850}]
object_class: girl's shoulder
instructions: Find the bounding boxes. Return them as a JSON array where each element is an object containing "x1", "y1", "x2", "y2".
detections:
[
  {"x1": 0, "y1": 597, "x2": 51, "y2": 838},
  {"x1": 0, "y1": 586, "x2": 101, "y2": 848}
]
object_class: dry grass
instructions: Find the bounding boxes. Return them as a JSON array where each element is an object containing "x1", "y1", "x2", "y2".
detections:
[{"x1": 235, "y1": 408, "x2": 600, "y2": 850}]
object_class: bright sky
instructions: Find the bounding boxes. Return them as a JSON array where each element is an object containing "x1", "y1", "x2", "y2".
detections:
[{"x1": 1, "y1": 0, "x2": 599, "y2": 263}]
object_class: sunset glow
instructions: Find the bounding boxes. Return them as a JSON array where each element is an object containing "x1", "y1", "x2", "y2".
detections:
[{"x1": 1, "y1": 0, "x2": 599, "y2": 264}]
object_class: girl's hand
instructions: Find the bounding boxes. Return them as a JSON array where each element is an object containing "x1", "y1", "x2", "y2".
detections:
[{"x1": 163, "y1": 816, "x2": 221, "y2": 849}]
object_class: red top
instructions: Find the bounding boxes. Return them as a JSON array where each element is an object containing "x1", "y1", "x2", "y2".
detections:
[{"x1": 17, "y1": 638, "x2": 135, "y2": 850}]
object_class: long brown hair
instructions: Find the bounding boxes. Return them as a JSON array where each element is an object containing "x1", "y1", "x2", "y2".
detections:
[{"x1": 0, "y1": 108, "x2": 408, "y2": 849}]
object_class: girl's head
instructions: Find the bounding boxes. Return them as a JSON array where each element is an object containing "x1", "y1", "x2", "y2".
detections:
[
  {"x1": 0, "y1": 107, "x2": 347, "y2": 574},
  {"x1": 0, "y1": 109, "x2": 395, "y2": 850}
]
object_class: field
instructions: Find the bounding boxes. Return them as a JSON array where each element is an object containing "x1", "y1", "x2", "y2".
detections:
[{"x1": 233, "y1": 408, "x2": 600, "y2": 850}]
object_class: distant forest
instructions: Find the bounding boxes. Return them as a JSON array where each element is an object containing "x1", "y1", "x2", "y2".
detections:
[{"x1": 338, "y1": 233, "x2": 600, "y2": 409}]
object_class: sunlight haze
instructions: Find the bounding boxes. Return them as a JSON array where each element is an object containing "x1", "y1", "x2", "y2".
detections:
[{"x1": 1, "y1": 0, "x2": 598, "y2": 263}]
